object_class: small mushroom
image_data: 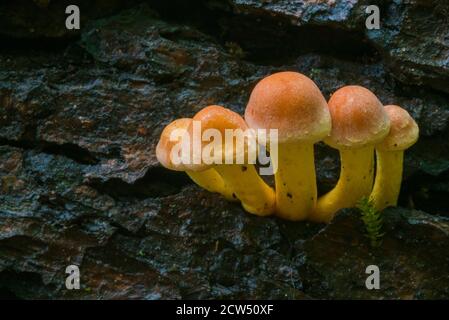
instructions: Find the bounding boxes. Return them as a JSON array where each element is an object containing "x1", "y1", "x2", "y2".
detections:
[
  {"x1": 156, "y1": 118, "x2": 234, "y2": 200},
  {"x1": 311, "y1": 85, "x2": 390, "y2": 223},
  {"x1": 191, "y1": 105, "x2": 275, "y2": 216},
  {"x1": 245, "y1": 72, "x2": 331, "y2": 220},
  {"x1": 369, "y1": 105, "x2": 419, "y2": 211}
]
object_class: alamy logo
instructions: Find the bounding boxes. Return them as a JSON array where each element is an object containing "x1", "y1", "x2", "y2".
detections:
[
  {"x1": 365, "y1": 5, "x2": 380, "y2": 30},
  {"x1": 169, "y1": 120, "x2": 278, "y2": 175},
  {"x1": 365, "y1": 265, "x2": 380, "y2": 290},
  {"x1": 65, "y1": 265, "x2": 80, "y2": 290},
  {"x1": 65, "y1": 5, "x2": 80, "y2": 30}
]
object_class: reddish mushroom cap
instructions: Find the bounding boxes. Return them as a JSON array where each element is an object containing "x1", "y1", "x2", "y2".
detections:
[
  {"x1": 324, "y1": 85, "x2": 390, "y2": 149},
  {"x1": 377, "y1": 105, "x2": 419, "y2": 151},
  {"x1": 244, "y1": 71, "x2": 331, "y2": 144}
]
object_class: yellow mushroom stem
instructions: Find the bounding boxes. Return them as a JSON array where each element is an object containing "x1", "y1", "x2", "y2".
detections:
[
  {"x1": 312, "y1": 146, "x2": 375, "y2": 223},
  {"x1": 369, "y1": 150, "x2": 404, "y2": 211},
  {"x1": 186, "y1": 169, "x2": 236, "y2": 202},
  {"x1": 214, "y1": 164, "x2": 275, "y2": 216},
  {"x1": 274, "y1": 143, "x2": 316, "y2": 221}
]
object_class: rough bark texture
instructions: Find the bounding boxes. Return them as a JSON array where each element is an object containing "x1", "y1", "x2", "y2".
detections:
[{"x1": 0, "y1": 0, "x2": 448, "y2": 299}]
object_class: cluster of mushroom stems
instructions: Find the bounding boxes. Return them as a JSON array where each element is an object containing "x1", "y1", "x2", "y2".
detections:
[{"x1": 157, "y1": 72, "x2": 419, "y2": 223}]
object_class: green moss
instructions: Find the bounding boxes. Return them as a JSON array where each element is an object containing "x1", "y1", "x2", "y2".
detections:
[{"x1": 357, "y1": 197, "x2": 384, "y2": 248}]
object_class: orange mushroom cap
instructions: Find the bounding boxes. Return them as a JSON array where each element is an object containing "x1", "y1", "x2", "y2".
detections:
[
  {"x1": 189, "y1": 105, "x2": 251, "y2": 167},
  {"x1": 377, "y1": 105, "x2": 419, "y2": 152},
  {"x1": 193, "y1": 105, "x2": 247, "y2": 133},
  {"x1": 324, "y1": 85, "x2": 390, "y2": 149},
  {"x1": 245, "y1": 71, "x2": 331, "y2": 144},
  {"x1": 156, "y1": 118, "x2": 193, "y2": 171}
]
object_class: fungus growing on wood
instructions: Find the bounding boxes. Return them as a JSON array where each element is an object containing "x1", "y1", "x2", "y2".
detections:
[
  {"x1": 156, "y1": 118, "x2": 234, "y2": 200},
  {"x1": 312, "y1": 85, "x2": 390, "y2": 223},
  {"x1": 369, "y1": 105, "x2": 419, "y2": 211},
  {"x1": 245, "y1": 71, "x2": 331, "y2": 221},
  {"x1": 191, "y1": 105, "x2": 276, "y2": 215}
]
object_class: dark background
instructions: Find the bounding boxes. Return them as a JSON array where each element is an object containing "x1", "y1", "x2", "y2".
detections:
[{"x1": 0, "y1": 0, "x2": 448, "y2": 299}]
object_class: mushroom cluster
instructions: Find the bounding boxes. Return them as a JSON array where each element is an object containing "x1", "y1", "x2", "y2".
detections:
[{"x1": 156, "y1": 71, "x2": 419, "y2": 223}]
